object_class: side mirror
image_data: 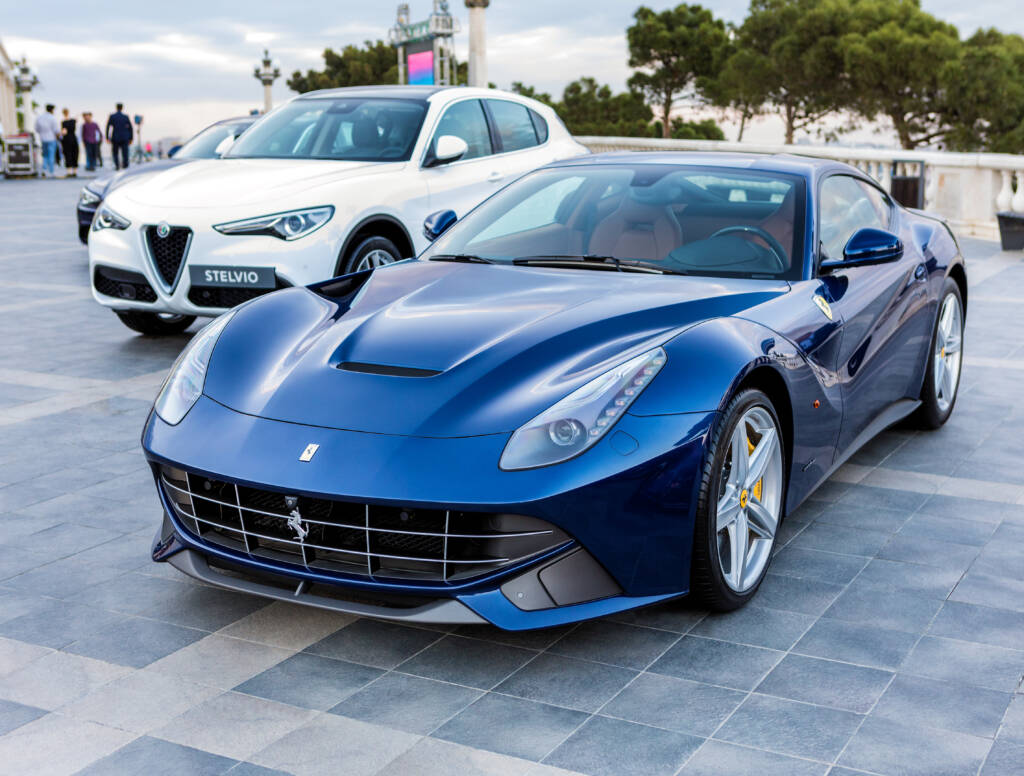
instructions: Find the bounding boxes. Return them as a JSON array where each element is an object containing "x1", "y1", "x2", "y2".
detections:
[
  {"x1": 428, "y1": 135, "x2": 468, "y2": 167},
  {"x1": 423, "y1": 209, "x2": 457, "y2": 241},
  {"x1": 213, "y1": 136, "x2": 235, "y2": 157},
  {"x1": 820, "y1": 227, "x2": 903, "y2": 272},
  {"x1": 167, "y1": 145, "x2": 181, "y2": 158}
]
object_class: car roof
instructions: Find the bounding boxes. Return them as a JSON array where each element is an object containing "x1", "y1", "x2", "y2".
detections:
[
  {"x1": 297, "y1": 85, "x2": 448, "y2": 100},
  {"x1": 546, "y1": 151, "x2": 850, "y2": 180}
]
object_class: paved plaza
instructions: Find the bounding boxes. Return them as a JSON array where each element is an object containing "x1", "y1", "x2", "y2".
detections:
[{"x1": 0, "y1": 177, "x2": 1022, "y2": 776}]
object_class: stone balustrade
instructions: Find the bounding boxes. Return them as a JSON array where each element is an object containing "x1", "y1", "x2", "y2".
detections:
[{"x1": 575, "y1": 135, "x2": 1024, "y2": 239}]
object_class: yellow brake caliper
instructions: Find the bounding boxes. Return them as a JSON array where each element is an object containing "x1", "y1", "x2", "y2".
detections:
[{"x1": 748, "y1": 436, "x2": 763, "y2": 502}]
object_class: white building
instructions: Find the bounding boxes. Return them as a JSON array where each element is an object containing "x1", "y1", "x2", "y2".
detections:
[{"x1": 0, "y1": 40, "x2": 16, "y2": 136}]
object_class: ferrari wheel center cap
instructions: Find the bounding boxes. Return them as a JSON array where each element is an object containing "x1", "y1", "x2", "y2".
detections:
[{"x1": 739, "y1": 489, "x2": 749, "y2": 509}]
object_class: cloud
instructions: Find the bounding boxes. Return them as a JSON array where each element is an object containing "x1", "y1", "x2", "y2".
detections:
[{"x1": 487, "y1": 26, "x2": 629, "y2": 93}]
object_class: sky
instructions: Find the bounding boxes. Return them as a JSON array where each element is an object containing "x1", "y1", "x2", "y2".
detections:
[{"x1": 3, "y1": 0, "x2": 1019, "y2": 146}]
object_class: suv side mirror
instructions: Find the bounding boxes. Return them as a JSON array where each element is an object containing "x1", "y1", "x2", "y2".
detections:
[
  {"x1": 820, "y1": 227, "x2": 903, "y2": 272},
  {"x1": 423, "y1": 209, "x2": 457, "y2": 241},
  {"x1": 426, "y1": 135, "x2": 468, "y2": 167},
  {"x1": 213, "y1": 136, "x2": 235, "y2": 157}
]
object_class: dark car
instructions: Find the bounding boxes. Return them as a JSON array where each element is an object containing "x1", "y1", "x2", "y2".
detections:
[
  {"x1": 144, "y1": 153, "x2": 966, "y2": 629},
  {"x1": 76, "y1": 116, "x2": 255, "y2": 243}
]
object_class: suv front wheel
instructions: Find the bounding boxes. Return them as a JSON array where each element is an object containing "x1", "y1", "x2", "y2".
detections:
[{"x1": 338, "y1": 235, "x2": 403, "y2": 275}]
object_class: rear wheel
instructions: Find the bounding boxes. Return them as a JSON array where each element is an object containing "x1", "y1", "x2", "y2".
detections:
[
  {"x1": 914, "y1": 278, "x2": 964, "y2": 429},
  {"x1": 114, "y1": 310, "x2": 196, "y2": 336},
  {"x1": 691, "y1": 389, "x2": 785, "y2": 611},
  {"x1": 338, "y1": 235, "x2": 402, "y2": 275}
]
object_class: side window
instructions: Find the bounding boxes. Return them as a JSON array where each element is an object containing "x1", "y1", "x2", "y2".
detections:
[
  {"x1": 430, "y1": 100, "x2": 492, "y2": 161},
  {"x1": 856, "y1": 180, "x2": 893, "y2": 228},
  {"x1": 487, "y1": 100, "x2": 539, "y2": 153},
  {"x1": 529, "y1": 109, "x2": 549, "y2": 144},
  {"x1": 819, "y1": 175, "x2": 888, "y2": 260}
]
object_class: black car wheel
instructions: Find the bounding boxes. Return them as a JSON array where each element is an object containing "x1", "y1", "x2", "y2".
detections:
[
  {"x1": 115, "y1": 310, "x2": 196, "y2": 336},
  {"x1": 914, "y1": 277, "x2": 964, "y2": 429},
  {"x1": 690, "y1": 388, "x2": 785, "y2": 611},
  {"x1": 337, "y1": 235, "x2": 402, "y2": 276},
  {"x1": 78, "y1": 224, "x2": 90, "y2": 244}
]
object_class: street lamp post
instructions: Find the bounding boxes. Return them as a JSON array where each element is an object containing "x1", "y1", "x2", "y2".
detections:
[
  {"x1": 13, "y1": 58, "x2": 39, "y2": 132},
  {"x1": 253, "y1": 50, "x2": 280, "y2": 114}
]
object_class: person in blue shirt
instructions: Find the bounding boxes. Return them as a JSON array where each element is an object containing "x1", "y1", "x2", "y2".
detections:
[{"x1": 106, "y1": 103, "x2": 133, "y2": 170}]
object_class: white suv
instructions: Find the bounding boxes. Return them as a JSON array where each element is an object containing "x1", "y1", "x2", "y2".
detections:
[{"x1": 88, "y1": 85, "x2": 588, "y2": 335}]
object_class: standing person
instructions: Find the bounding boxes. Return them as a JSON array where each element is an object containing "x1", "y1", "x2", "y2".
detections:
[
  {"x1": 60, "y1": 108, "x2": 80, "y2": 178},
  {"x1": 34, "y1": 104, "x2": 60, "y2": 178},
  {"x1": 106, "y1": 102, "x2": 133, "y2": 170},
  {"x1": 82, "y1": 112, "x2": 101, "y2": 171}
]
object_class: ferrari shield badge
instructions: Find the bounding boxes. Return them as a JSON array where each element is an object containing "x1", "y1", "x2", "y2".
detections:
[
  {"x1": 813, "y1": 295, "x2": 833, "y2": 320},
  {"x1": 299, "y1": 443, "x2": 320, "y2": 462}
]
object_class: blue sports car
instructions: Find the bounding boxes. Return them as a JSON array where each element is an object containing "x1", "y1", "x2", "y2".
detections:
[{"x1": 144, "y1": 153, "x2": 966, "y2": 630}]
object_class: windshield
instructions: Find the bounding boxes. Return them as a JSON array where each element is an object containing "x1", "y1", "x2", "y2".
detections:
[
  {"x1": 226, "y1": 98, "x2": 427, "y2": 162},
  {"x1": 174, "y1": 120, "x2": 253, "y2": 159},
  {"x1": 424, "y1": 164, "x2": 806, "y2": 280}
]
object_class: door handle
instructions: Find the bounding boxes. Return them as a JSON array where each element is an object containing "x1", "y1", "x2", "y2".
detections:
[{"x1": 487, "y1": 171, "x2": 503, "y2": 183}]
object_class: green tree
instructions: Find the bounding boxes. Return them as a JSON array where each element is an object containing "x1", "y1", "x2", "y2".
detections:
[
  {"x1": 558, "y1": 77, "x2": 654, "y2": 136},
  {"x1": 510, "y1": 82, "x2": 554, "y2": 106},
  {"x1": 942, "y1": 29, "x2": 1024, "y2": 152},
  {"x1": 737, "y1": 0, "x2": 851, "y2": 144},
  {"x1": 841, "y1": 0, "x2": 960, "y2": 149},
  {"x1": 627, "y1": 4, "x2": 729, "y2": 138},
  {"x1": 701, "y1": 43, "x2": 771, "y2": 141},
  {"x1": 287, "y1": 41, "x2": 398, "y2": 93}
]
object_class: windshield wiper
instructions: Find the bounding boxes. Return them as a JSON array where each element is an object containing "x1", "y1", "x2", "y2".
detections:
[
  {"x1": 513, "y1": 255, "x2": 688, "y2": 276},
  {"x1": 429, "y1": 254, "x2": 496, "y2": 264}
]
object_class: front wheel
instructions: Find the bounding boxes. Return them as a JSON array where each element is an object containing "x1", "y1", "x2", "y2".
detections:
[
  {"x1": 115, "y1": 310, "x2": 196, "y2": 336},
  {"x1": 914, "y1": 279, "x2": 964, "y2": 429},
  {"x1": 691, "y1": 389, "x2": 785, "y2": 611},
  {"x1": 338, "y1": 235, "x2": 402, "y2": 275}
]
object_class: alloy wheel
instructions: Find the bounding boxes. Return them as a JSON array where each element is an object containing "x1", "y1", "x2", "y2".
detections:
[
  {"x1": 715, "y1": 406, "x2": 783, "y2": 593},
  {"x1": 933, "y1": 293, "x2": 963, "y2": 413},
  {"x1": 356, "y1": 249, "x2": 397, "y2": 272}
]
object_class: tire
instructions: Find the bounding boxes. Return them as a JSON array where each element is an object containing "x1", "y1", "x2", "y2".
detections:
[
  {"x1": 913, "y1": 278, "x2": 964, "y2": 429},
  {"x1": 115, "y1": 310, "x2": 196, "y2": 336},
  {"x1": 78, "y1": 224, "x2": 90, "y2": 244},
  {"x1": 338, "y1": 235, "x2": 402, "y2": 275},
  {"x1": 690, "y1": 388, "x2": 786, "y2": 611}
]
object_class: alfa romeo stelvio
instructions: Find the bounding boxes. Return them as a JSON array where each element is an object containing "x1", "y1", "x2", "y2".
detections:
[{"x1": 145, "y1": 153, "x2": 966, "y2": 630}]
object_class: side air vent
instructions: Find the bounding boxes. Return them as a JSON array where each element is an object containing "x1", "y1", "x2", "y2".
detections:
[{"x1": 337, "y1": 362, "x2": 441, "y2": 378}]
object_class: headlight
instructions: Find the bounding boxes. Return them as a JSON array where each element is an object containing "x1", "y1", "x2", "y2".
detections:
[
  {"x1": 78, "y1": 187, "x2": 102, "y2": 207},
  {"x1": 92, "y1": 206, "x2": 130, "y2": 231},
  {"x1": 153, "y1": 311, "x2": 235, "y2": 425},
  {"x1": 499, "y1": 347, "x2": 667, "y2": 471},
  {"x1": 213, "y1": 206, "x2": 334, "y2": 241}
]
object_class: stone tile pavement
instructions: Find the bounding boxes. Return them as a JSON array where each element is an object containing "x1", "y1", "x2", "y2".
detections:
[{"x1": 0, "y1": 178, "x2": 1022, "y2": 775}]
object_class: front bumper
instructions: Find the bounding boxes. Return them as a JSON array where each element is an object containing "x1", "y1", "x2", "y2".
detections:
[{"x1": 144, "y1": 396, "x2": 713, "y2": 629}]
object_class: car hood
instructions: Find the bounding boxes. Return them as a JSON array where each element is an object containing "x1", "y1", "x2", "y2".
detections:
[
  {"x1": 120, "y1": 157, "x2": 393, "y2": 208},
  {"x1": 203, "y1": 261, "x2": 789, "y2": 437},
  {"x1": 91, "y1": 159, "x2": 183, "y2": 197}
]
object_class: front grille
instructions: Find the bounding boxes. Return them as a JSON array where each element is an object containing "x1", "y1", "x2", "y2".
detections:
[
  {"x1": 159, "y1": 465, "x2": 571, "y2": 583},
  {"x1": 145, "y1": 225, "x2": 191, "y2": 287},
  {"x1": 187, "y1": 277, "x2": 289, "y2": 310},
  {"x1": 93, "y1": 265, "x2": 158, "y2": 302}
]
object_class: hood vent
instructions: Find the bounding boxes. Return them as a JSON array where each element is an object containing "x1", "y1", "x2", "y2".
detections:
[{"x1": 338, "y1": 362, "x2": 441, "y2": 378}]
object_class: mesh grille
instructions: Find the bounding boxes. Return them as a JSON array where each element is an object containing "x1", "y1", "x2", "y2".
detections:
[
  {"x1": 160, "y1": 465, "x2": 571, "y2": 584},
  {"x1": 93, "y1": 266, "x2": 158, "y2": 302},
  {"x1": 145, "y1": 226, "x2": 191, "y2": 287}
]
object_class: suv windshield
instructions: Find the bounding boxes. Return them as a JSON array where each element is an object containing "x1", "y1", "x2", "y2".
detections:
[
  {"x1": 174, "y1": 120, "x2": 253, "y2": 159},
  {"x1": 226, "y1": 98, "x2": 428, "y2": 162},
  {"x1": 424, "y1": 164, "x2": 806, "y2": 280}
]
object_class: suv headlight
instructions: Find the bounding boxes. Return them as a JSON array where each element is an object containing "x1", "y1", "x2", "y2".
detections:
[
  {"x1": 213, "y1": 206, "x2": 334, "y2": 241},
  {"x1": 153, "y1": 311, "x2": 235, "y2": 425},
  {"x1": 499, "y1": 347, "x2": 667, "y2": 471},
  {"x1": 79, "y1": 187, "x2": 102, "y2": 207},
  {"x1": 92, "y1": 206, "x2": 130, "y2": 231}
]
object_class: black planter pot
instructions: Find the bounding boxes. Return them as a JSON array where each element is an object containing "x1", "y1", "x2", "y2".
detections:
[{"x1": 997, "y1": 212, "x2": 1024, "y2": 251}]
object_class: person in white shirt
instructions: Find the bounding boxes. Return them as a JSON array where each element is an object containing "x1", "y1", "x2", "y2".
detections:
[{"x1": 34, "y1": 104, "x2": 60, "y2": 177}]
